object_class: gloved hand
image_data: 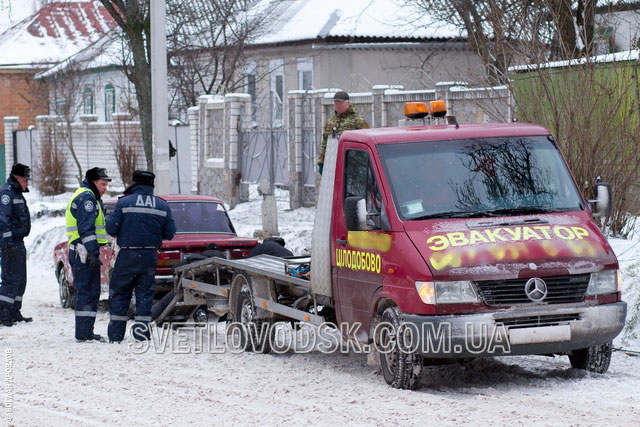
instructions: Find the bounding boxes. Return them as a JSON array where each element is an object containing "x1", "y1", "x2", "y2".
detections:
[
  {"x1": 87, "y1": 253, "x2": 102, "y2": 271},
  {"x1": 2, "y1": 242, "x2": 17, "y2": 262},
  {"x1": 318, "y1": 164, "x2": 323, "y2": 175}
]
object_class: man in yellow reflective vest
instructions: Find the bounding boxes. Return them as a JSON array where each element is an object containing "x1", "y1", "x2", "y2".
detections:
[{"x1": 65, "y1": 167, "x2": 111, "y2": 342}]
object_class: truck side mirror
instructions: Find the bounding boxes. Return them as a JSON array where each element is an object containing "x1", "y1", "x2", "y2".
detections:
[
  {"x1": 344, "y1": 197, "x2": 367, "y2": 231},
  {"x1": 588, "y1": 182, "x2": 612, "y2": 217}
]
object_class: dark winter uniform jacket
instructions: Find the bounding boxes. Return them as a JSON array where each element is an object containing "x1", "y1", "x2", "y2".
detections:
[
  {"x1": 106, "y1": 185, "x2": 176, "y2": 248},
  {"x1": 0, "y1": 176, "x2": 31, "y2": 245}
]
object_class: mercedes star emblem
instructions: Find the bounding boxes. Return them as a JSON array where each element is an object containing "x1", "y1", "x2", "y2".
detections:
[{"x1": 524, "y1": 277, "x2": 548, "y2": 303}]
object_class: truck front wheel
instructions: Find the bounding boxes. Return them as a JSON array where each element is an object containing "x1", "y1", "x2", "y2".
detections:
[
  {"x1": 377, "y1": 306, "x2": 422, "y2": 390},
  {"x1": 568, "y1": 341, "x2": 612, "y2": 374}
]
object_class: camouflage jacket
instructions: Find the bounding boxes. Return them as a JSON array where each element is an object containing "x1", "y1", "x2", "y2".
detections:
[{"x1": 318, "y1": 105, "x2": 369, "y2": 166}]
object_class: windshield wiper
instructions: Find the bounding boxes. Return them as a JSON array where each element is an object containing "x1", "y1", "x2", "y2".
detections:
[
  {"x1": 481, "y1": 206, "x2": 568, "y2": 216},
  {"x1": 411, "y1": 210, "x2": 498, "y2": 220}
]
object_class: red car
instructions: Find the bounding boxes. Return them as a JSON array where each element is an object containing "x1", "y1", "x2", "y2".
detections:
[{"x1": 53, "y1": 195, "x2": 257, "y2": 308}]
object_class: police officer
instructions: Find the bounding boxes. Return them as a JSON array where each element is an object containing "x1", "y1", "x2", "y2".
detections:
[
  {"x1": 66, "y1": 167, "x2": 111, "y2": 341},
  {"x1": 106, "y1": 170, "x2": 176, "y2": 342},
  {"x1": 0, "y1": 163, "x2": 32, "y2": 327}
]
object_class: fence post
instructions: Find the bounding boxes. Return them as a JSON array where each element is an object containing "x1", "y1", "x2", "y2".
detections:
[{"x1": 3, "y1": 117, "x2": 18, "y2": 175}]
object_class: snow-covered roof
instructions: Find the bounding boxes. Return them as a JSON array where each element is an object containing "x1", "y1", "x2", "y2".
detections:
[
  {"x1": 249, "y1": 0, "x2": 465, "y2": 45},
  {"x1": 509, "y1": 49, "x2": 639, "y2": 72},
  {"x1": 36, "y1": 27, "x2": 126, "y2": 79},
  {"x1": 0, "y1": 1, "x2": 116, "y2": 69}
]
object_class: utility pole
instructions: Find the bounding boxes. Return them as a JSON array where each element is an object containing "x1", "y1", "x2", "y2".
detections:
[{"x1": 151, "y1": 0, "x2": 170, "y2": 194}]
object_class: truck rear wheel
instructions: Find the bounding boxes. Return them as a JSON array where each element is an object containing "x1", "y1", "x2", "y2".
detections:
[
  {"x1": 377, "y1": 306, "x2": 422, "y2": 390},
  {"x1": 58, "y1": 268, "x2": 75, "y2": 309},
  {"x1": 230, "y1": 275, "x2": 273, "y2": 354},
  {"x1": 568, "y1": 341, "x2": 612, "y2": 374}
]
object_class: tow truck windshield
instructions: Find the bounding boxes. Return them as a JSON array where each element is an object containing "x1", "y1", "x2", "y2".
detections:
[{"x1": 378, "y1": 136, "x2": 584, "y2": 220}]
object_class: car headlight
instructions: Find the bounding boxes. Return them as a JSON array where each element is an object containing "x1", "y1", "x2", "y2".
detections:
[
  {"x1": 415, "y1": 281, "x2": 480, "y2": 304},
  {"x1": 587, "y1": 270, "x2": 621, "y2": 295}
]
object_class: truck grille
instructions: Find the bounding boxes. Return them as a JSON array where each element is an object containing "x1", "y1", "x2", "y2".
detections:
[
  {"x1": 475, "y1": 274, "x2": 590, "y2": 306},
  {"x1": 496, "y1": 313, "x2": 581, "y2": 329}
]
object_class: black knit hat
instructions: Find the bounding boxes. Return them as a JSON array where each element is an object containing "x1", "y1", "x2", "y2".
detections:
[
  {"x1": 11, "y1": 163, "x2": 31, "y2": 178},
  {"x1": 85, "y1": 167, "x2": 112, "y2": 182},
  {"x1": 333, "y1": 91, "x2": 349, "y2": 102},
  {"x1": 132, "y1": 170, "x2": 155, "y2": 186}
]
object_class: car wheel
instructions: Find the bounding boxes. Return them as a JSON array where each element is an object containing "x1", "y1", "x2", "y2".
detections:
[
  {"x1": 58, "y1": 268, "x2": 75, "y2": 309},
  {"x1": 377, "y1": 306, "x2": 422, "y2": 390},
  {"x1": 569, "y1": 341, "x2": 612, "y2": 374}
]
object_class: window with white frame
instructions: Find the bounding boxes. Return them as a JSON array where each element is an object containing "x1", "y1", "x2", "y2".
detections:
[
  {"x1": 297, "y1": 57, "x2": 313, "y2": 90},
  {"x1": 244, "y1": 61, "x2": 257, "y2": 122},
  {"x1": 104, "y1": 84, "x2": 115, "y2": 121},
  {"x1": 269, "y1": 59, "x2": 284, "y2": 127},
  {"x1": 82, "y1": 87, "x2": 94, "y2": 114}
]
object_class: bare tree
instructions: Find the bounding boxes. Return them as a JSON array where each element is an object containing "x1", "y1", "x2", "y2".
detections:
[
  {"x1": 109, "y1": 114, "x2": 141, "y2": 188},
  {"x1": 98, "y1": 0, "x2": 153, "y2": 171},
  {"x1": 165, "y1": 0, "x2": 270, "y2": 116},
  {"x1": 407, "y1": 0, "x2": 597, "y2": 85},
  {"x1": 48, "y1": 60, "x2": 91, "y2": 185}
]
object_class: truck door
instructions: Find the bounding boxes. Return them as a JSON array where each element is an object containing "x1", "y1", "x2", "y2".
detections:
[{"x1": 333, "y1": 145, "x2": 386, "y2": 342}]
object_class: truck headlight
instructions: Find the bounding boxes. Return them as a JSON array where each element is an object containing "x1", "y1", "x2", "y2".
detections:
[
  {"x1": 415, "y1": 281, "x2": 480, "y2": 304},
  {"x1": 587, "y1": 270, "x2": 621, "y2": 295}
]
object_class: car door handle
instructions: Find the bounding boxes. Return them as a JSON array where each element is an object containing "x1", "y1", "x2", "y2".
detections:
[{"x1": 336, "y1": 239, "x2": 347, "y2": 245}]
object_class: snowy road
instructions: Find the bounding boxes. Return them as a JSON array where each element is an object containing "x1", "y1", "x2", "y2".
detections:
[{"x1": 1, "y1": 192, "x2": 639, "y2": 426}]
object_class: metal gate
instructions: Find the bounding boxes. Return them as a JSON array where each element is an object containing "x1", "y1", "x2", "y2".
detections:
[
  {"x1": 239, "y1": 130, "x2": 288, "y2": 186},
  {"x1": 168, "y1": 124, "x2": 192, "y2": 194},
  {"x1": 302, "y1": 129, "x2": 315, "y2": 186},
  {"x1": 13, "y1": 129, "x2": 37, "y2": 167}
]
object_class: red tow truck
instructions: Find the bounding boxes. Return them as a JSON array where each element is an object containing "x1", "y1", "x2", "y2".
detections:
[
  {"x1": 53, "y1": 195, "x2": 257, "y2": 309},
  {"x1": 159, "y1": 101, "x2": 627, "y2": 389}
]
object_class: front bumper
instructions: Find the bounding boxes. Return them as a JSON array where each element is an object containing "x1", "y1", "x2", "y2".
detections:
[{"x1": 401, "y1": 302, "x2": 627, "y2": 358}]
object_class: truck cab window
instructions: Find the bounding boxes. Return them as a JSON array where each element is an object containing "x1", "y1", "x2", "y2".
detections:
[{"x1": 344, "y1": 149, "x2": 382, "y2": 228}]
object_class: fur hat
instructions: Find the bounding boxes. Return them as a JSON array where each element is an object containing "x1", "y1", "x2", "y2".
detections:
[
  {"x1": 11, "y1": 163, "x2": 31, "y2": 178},
  {"x1": 85, "y1": 167, "x2": 112, "y2": 182},
  {"x1": 132, "y1": 170, "x2": 155, "y2": 186}
]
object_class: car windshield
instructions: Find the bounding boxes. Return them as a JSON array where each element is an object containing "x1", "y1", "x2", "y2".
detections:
[
  {"x1": 169, "y1": 201, "x2": 236, "y2": 234},
  {"x1": 377, "y1": 135, "x2": 584, "y2": 220}
]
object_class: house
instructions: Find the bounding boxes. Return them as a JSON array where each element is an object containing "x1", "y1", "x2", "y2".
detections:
[
  {"x1": 240, "y1": 0, "x2": 484, "y2": 127},
  {"x1": 35, "y1": 28, "x2": 135, "y2": 124},
  {"x1": 0, "y1": 0, "x2": 115, "y2": 180},
  {"x1": 595, "y1": 1, "x2": 640, "y2": 53}
]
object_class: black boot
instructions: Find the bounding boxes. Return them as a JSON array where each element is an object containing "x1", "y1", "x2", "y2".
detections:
[
  {"x1": 77, "y1": 334, "x2": 106, "y2": 343},
  {"x1": 1, "y1": 320, "x2": 13, "y2": 327},
  {"x1": 13, "y1": 312, "x2": 33, "y2": 323}
]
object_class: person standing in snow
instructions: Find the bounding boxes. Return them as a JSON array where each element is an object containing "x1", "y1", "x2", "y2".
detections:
[
  {"x1": 65, "y1": 167, "x2": 111, "y2": 342},
  {"x1": 0, "y1": 163, "x2": 32, "y2": 327},
  {"x1": 317, "y1": 91, "x2": 369, "y2": 174},
  {"x1": 106, "y1": 171, "x2": 176, "y2": 343}
]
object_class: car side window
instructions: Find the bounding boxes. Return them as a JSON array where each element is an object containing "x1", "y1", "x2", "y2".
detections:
[
  {"x1": 104, "y1": 203, "x2": 116, "y2": 215},
  {"x1": 344, "y1": 149, "x2": 382, "y2": 229}
]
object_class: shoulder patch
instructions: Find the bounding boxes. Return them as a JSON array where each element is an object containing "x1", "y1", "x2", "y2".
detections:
[
  {"x1": 1, "y1": 194, "x2": 9, "y2": 205},
  {"x1": 84, "y1": 200, "x2": 94, "y2": 212}
]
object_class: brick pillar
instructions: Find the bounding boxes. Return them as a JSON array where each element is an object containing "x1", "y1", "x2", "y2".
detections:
[
  {"x1": 288, "y1": 90, "x2": 305, "y2": 209},
  {"x1": 225, "y1": 93, "x2": 250, "y2": 207},
  {"x1": 187, "y1": 106, "x2": 199, "y2": 194},
  {"x1": 3, "y1": 117, "x2": 19, "y2": 178}
]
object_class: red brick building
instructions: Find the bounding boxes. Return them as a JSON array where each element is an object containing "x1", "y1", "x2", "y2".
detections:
[{"x1": 0, "y1": 1, "x2": 115, "y2": 177}]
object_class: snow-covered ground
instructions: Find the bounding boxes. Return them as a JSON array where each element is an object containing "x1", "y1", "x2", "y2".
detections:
[{"x1": 1, "y1": 188, "x2": 640, "y2": 426}]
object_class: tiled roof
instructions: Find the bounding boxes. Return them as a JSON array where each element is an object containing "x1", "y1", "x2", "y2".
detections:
[{"x1": 0, "y1": 1, "x2": 116, "y2": 68}]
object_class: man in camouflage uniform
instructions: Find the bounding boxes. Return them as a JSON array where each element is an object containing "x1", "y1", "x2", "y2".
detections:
[{"x1": 317, "y1": 91, "x2": 369, "y2": 174}]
